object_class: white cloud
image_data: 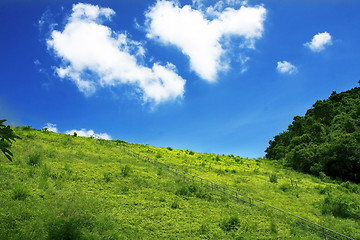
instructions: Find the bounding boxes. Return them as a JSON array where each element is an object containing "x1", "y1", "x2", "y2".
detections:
[
  {"x1": 43, "y1": 122, "x2": 111, "y2": 140},
  {"x1": 47, "y1": 3, "x2": 185, "y2": 105},
  {"x1": 145, "y1": 1, "x2": 266, "y2": 82},
  {"x1": 276, "y1": 61, "x2": 297, "y2": 75},
  {"x1": 43, "y1": 123, "x2": 58, "y2": 133},
  {"x1": 65, "y1": 128, "x2": 112, "y2": 140},
  {"x1": 304, "y1": 32, "x2": 332, "y2": 52}
]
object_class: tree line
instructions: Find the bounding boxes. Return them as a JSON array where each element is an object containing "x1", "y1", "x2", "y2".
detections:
[{"x1": 266, "y1": 86, "x2": 360, "y2": 183}]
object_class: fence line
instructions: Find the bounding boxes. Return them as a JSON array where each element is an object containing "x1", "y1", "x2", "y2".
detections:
[{"x1": 119, "y1": 145, "x2": 354, "y2": 240}]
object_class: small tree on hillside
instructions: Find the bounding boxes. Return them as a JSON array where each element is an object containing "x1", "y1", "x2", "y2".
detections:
[{"x1": 0, "y1": 119, "x2": 19, "y2": 161}]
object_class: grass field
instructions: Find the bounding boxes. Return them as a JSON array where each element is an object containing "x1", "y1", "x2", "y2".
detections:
[{"x1": 0, "y1": 127, "x2": 359, "y2": 239}]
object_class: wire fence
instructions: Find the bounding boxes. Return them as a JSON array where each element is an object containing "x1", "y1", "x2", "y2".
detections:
[{"x1": 119, "y1": 145, "x2": 354, "y2": 240}]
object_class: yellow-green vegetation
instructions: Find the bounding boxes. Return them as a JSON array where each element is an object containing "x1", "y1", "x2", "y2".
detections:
[{"x1": 0, "y1": 127, "x2": 359, "y2": 239}]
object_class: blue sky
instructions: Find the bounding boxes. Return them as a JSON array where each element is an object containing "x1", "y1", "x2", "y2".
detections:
[{"x1": 1, "y1": 0, "x2": 360, "y2": 158}]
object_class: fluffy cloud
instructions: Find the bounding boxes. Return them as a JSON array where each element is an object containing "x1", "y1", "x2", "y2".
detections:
[
  {"x1": 43, "y1": 123, "x2": 58, "y2": 133},
  {"x1": 145, "y1": 1, "x2": 266, "y2": 82},
  {"x1": 42, "y1": 122, "x2": 111, "y2": 140},
  {"x1": 47, "y1": 3, "x2": 185, "y2": 104},
  {"x1": 276, "y1": 61, "x2": 297, "y2": 74},
  {"x1": 65, "y1": 128, "x2": 111, "y2": 140},
  {"x1": 304, "y1": 32, "x2": 332, "y2": 52}
]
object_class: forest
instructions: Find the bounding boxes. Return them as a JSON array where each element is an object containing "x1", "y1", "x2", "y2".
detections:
[{"x1": 266, "y1": 86, "x2": 360, "y2": 183}]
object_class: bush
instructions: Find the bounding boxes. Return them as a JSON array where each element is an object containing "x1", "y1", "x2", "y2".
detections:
[
  {"x1": 220, "y1": 216, "x2": 240, "y2": 231},
  {"x1": 319, "y1": 172, "x2": 331, "y2": 182},
  {"x1": 175, "y1": 183, "x2": 210, "y2": 200},
  {"x1": 321, "y1": 194, "x2": 359, "y2": 219},
  {"x1": 318, "y1": 186, "x2": 331, "y2": 195},
  {"x1": 28, "y1": 152, "x2": 41, "y2": 166},
  {"x1": 167, "y1": 147, "x2": 173, "y2": 151},
  {"x1": 171, "y1": 201, "x2": 179, "y2": 209},
  {"x1": 103, "y1": 173, "x2": 111, "y2": 182},
  {"x1": 199, "y1": 224, "x2": 210, "y2": 235},
  {"x1": 47, "y1": 217, "x2": 82, "y2": 240},
  {"x1": 279, "y1": 183, "x2": 292, "y2": 192},
  {"x1": 340, "y1": 181, "x2": 359, "y2": 193},
  {"x1": 121, "y1": 165, "x2": 131, "y2": 177},
  {"x1": 116, "y1": 140, "x2": 126, "y2": 145},
  {"x1": 13, "y1": 185, "x2": 29, "y2": 200},
  {"x1": 269, "y1": 174, "x2": 278, "y2": 183},
  {"x1": 270, "y1": 221, "x2": 278, "y2": 234}
]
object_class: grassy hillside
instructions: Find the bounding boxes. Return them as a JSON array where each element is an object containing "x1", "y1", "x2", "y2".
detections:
[{"x1": 0, "y1": 127, "x2": 359, "y2": 239}]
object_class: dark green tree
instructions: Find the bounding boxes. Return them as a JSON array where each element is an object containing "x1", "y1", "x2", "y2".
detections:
[
  {"x1": 265, "y1": 86, "x2": 360, "y2": 183},
  {"x1": 0, "y1": 119, "x2": 19, "y2": 161}
]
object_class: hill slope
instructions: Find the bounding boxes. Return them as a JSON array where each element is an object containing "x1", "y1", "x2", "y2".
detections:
[{"x1": 0, "y1": 127, "x2": 359, "y2": 239}]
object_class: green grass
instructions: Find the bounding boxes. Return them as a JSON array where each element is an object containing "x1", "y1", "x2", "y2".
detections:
[{"x1": 0, "y1": 127, "x2": 359, "y2": 239}]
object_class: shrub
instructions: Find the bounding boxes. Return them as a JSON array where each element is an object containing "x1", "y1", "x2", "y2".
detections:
[
  {"x1": 175, "y1": 183, "x2": 210, "y2": 200},
  {"x1": 120, "y1": 186, "x2": 129, "y2": 194},
  {"x1": 167, "y1": 147, "x2": 173, "y2": 151},
  {"x1": 340, "y1": 181, "x2": 359, "y2": 194},
  {"x1": 157, "y1": 167, "x2": 163, "y2": 176},
  {"x1": 13, "y1": 185, "x2": 29, "y2": 200},
  {"x1": 103, "y1": 173, "x2": 111, "y2": 182},
  {"x1": 215, "y1": 169, "x2": 225, "y2": 176},
  {"x1": 47, "y1": 217, "x2": 82, "y2": 240},
  {"x1": 220, "y1": 216, "x2": 240, "y2": 231},
  {"x1": 28, "y1": 152, "x2": 41, "y2": 166},
  {"x1": 270, "y1": 221, "x2": 278, "y2": 234},
  {"x1": 116, "y1": 140, "x2": 126, "y2": 145},
  {"x1": 121, "y1": 165, "x2": 131, "y2": 177},
  {"x1": 279, "y1": 183, "x2": 292, "y2": 192},
  {"x1": 199, "y1": 224, "x2": 210, "y2": 235},
  {"x1": 269, "y1": 174, "x2": 278, "y2": 183},
  {"x1": 318, "y1": 186, "x2": 331, "y2": 195},
  {"x1": 321, "y1": 194, "x2": 359, "y2": 219},
  {"x1": 25, "y1": 133, "x2": 35, "y2": 139},
  {"x1": 171, "y1": 201, "x2": 179, "y2": 209},
  {"x1": 319, "y1": 172, "x2": 331, "y2": 182}
]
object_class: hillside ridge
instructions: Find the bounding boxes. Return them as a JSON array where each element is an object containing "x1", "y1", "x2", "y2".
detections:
[
  {"x1": 0, "y1": 127, "x2": 359, "y2": 239},
  {"x1": 119, "y1": 144, "x2": 355, "y2": 240}
]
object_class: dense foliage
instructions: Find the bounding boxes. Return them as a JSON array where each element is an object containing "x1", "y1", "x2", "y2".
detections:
[
  {"x1": 0, "y1": 119, "x2": 19, "y2": 161},
  {"x1": 265, "y1": 87, "x2": 360, "y2": 183}
]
